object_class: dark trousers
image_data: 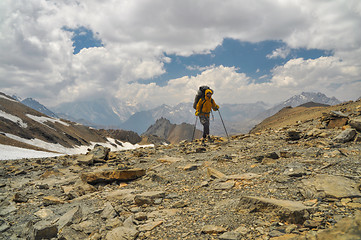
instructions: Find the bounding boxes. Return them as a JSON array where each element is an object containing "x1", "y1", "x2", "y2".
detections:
[{"x1": 199, "y1": 115, "x2": 210, "y2": 138}]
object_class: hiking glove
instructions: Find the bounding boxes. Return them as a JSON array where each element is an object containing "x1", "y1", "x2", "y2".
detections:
[
  {"x1": 215, "y1": 105, "x2": 219, "y2": 111},
  {"x1": 195, "y1": 111, "x2": 199, "y2": 116}
]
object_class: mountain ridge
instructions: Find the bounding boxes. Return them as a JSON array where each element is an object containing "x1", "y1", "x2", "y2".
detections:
[
  {"x1": 9, "y1": 91, "x2": 343, "y2": 137},
  {"x1": 0, "y1": 92, "x2": 146, "y2": 156},
  {"x1": 142, "y1": 117, "x2": 202, "y2": 144}
]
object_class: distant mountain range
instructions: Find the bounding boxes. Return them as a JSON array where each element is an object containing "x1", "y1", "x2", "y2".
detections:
[
  {"x1": 11, "y1": 91, "x2": 343, "y2": 136},
  {"x1": 250, "y1": 92, "x2": 341, "y2": 126},
  {"x1": 119, "y1": 92, "x2": 341, "y2": 135},
  {"x1": 52, "y1": 97, "x2": 139, "y2": 129}
]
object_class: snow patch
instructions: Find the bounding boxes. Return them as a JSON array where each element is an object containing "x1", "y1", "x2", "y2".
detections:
[
  {"x1": 0, "y1": 94, "x2": 18, "y2": 102},
  {"x1": 26, "y1": 114, "x2": 70, "y2": 126},
  {"x1": 1, "y1": 134, "x2": 154, "y2": 160},
  {"x1": 0, "y1": 110, "x2": 28, "y2": 128},
  {"x1": 0, "y1": 144, "x2": 62, "y2": 160}
]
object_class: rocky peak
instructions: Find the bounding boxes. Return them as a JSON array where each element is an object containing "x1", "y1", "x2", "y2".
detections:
[{"x1": 143, "y1": 117, "x2": 202, "y2": 144}]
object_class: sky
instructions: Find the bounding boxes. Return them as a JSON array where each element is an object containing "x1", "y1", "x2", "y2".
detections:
[{"x1": 0, "y1": 0, "x2": 360, "y2": 110}]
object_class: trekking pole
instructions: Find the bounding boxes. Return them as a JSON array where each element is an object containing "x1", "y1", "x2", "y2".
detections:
[
  {"x1": 217, "y1": 109, "x2": 230, "y2": 140},
  {"x1": 192, "y1": 116, "x2": 198, "y2": 141}
]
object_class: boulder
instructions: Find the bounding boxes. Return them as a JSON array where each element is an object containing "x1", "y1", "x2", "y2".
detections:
[
  {"x1": 207, "y1": 167, "x2": 227, "y2": 179},
  {"x1": 287, "y1": 130, "x2": 302, "y2": 140},
  {"x1": 57, "y1": 206, "x2": 83, "y2": 230},
  {"x1": 137, "y1": 220, "x2": 163, "y2": 231},
  {"x1": 134, "y1": 191, "x2": 165, "y2": 206},
  {"x1": 219, "y1": 231, "x2": 242, "y2": 240},
  {"x1": 105, "y1": 226, "x2": 139, "y2": 240},
  {"x1": 239, "y1": 196, "x2": 313, "y2": 224},
  {"x1": 81, "y1": 168, "x2": 146, "y2": 184},
  {"x1": 201, "y1": 225, "x2": 227, "y2": 234},
  {"x1": 101, "y1": 202, "x2": 118, "y2": 220},
  {"x1": 306, "y1": 211, "x2": 361, "y2": 240},
  {"x1": 43, "y1": 196, "x2": 66, "y2": 206},
  {"x1": 349, "y1": 117, "x2": 361, "y2": 131},
  {"x1": 333, "y1": 128, "x2": 357, "y2": 143},
  {"x1": 57, "y1": 226, "x2": 88, "y2": 240},
  {"x1": 301, "y1": 174, "x2": 361, "y2": 199},
  {"x1": 89, "y1": 144, "x2": 110, "y2": 160},
  {"x1": 27, "y1": 220, "x2": 58, "y2": 240}
]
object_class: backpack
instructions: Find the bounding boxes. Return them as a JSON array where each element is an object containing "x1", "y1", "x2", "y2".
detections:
[{"x1": 193, "y1": 86, "x2": 213, "y2": 109}]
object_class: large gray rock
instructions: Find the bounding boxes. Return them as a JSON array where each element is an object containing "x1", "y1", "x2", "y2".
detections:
[
  {"x1": 27, "y1": 220, "x2": 58, "y2": 240},
  {"x1": 57, "y1": 226, "x2": 88, "y2": 240},
  {"x1": 101, "y1": 202, "x2": 118, "y2": 220},
  {"x1": 349, "y1": 117, "x2": 361, "y2": 131},
  {"x1": 219, "y1": 231, "x2": 242, "y2": 240},
  {"x1": 89, "y1": 144, "x2": 110, "y2": 160},
  {"x1": 239, "y1": 196, "x2": 313, "y2": 224},
  {"x1": 134, "y1": 191, "x2": 166, "y2": 206},
  {"x1": 105, "y1": 226, "x2": 139, "y2": 240},
  {"x1": 334, "y1": 128, "x2": 357, "y2": 143},
  {"x1": 81, "y1": 168, "x2": 146, "y2": 184},
  {"x1": 0, "y1": 219, "x2": 10, "y2": 233},
  {"x1": 305, "y1": 211, "x2": 361, "y2": 240},
  {"x1": 301, "y1": 174, "x2": 361, "y2": 198},
  {"x1": 57, "y1": 206, "x2": 82, "y2": 230}
]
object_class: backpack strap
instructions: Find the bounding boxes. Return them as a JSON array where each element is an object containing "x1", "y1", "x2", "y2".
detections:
[{"x1": 199, "y1": 98, "x2": 206, "y2": 114}]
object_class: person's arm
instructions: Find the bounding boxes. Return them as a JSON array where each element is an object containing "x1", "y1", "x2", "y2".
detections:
[
  {"x1": 195, "y1": 99, "x2": 203, "y2": 115},
  {"x1": 211, "y1": 99, "x2": 219, "y2": 111}
]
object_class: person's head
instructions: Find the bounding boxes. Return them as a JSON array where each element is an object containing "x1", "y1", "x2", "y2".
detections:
[{"x1": 205, "y1": 89, "x2": 213, "y2": 98}]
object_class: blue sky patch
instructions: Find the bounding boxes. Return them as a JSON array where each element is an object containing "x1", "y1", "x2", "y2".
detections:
[
  {"x1": 63, "y1": 26, "x2": 103, "y2": 54},
  {"x1": 145, "y1": 38, "x2": 332, "y2": 86}
]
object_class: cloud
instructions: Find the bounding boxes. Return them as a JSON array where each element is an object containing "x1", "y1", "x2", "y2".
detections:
[
  {"x1": 186, "y1": 64, "x2": 216, "y2": 71},
  {"x1": 267, "y1": 47, "x2": 291, "y2": 59},
  {"x1": 0, "y1": 0, "x2": 360, "y2": 108}
]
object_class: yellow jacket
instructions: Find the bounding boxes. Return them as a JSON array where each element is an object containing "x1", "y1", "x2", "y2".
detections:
[{"x1": 196, "y1": 89, "x2": 219, "y2": 117}]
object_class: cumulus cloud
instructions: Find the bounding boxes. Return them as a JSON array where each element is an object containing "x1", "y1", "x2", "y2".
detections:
[
  {"x1": 267, "y1": 47, "x2": 291, "y2": 59},
  {"x1": 0, "y1": 0, "x2": 360, "y2": 108}
]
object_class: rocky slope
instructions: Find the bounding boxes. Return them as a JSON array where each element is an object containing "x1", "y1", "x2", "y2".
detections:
[
  {"x1": 250, "y1": 100, "x2": 360, "y2": 134},
  {"x1": 1, "y1": 100, "x2": 361, "y2": 240}
]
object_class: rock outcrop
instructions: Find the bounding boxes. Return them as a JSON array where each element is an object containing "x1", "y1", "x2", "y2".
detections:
[{"x1": 143, "y1": 117, "x2": 202, "y2": 144}]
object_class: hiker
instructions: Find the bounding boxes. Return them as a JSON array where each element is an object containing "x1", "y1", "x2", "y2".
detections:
[{"x1": 195, "y1": 89, "x2": 219, "y2": 142}]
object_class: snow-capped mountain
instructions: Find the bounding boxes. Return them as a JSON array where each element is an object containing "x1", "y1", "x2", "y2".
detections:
[
  {"x1": 252, "y1": 92, "x2": 341, "y2": 125},
  {"x1": 21, "y1": 98, "x2": 58, "y2": 118},
  {"x1": 282, "y1": 92, "x2": 340, "y2": 107},
  {"x1": 52, "y1": 97, "x2": 139, "y2": 129},
  {"x1": 120, "y1": 103, "x2": 197, "y2": 134},
  {"x1": 120, "y1": 101, "x2": 270, "y2": 135},
  {"x1": 11, "y1": 95, "x2": 58, "y2": 118}
]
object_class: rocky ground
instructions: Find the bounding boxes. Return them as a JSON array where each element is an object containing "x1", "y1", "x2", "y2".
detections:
[{"x1": 1, "y1": 105, "x2": 361, "y2": 239}]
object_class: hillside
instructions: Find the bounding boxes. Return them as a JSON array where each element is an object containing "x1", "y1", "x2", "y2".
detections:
[
  {"x1": 0, "y1": 93, "x2": 147, "y2": 158},
  {"x1": 250, "y1": 100, "x2": 361, "y2": 134},
  {"x1": 1, "y1": 99, "x2": 360, "y2": 239}
]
